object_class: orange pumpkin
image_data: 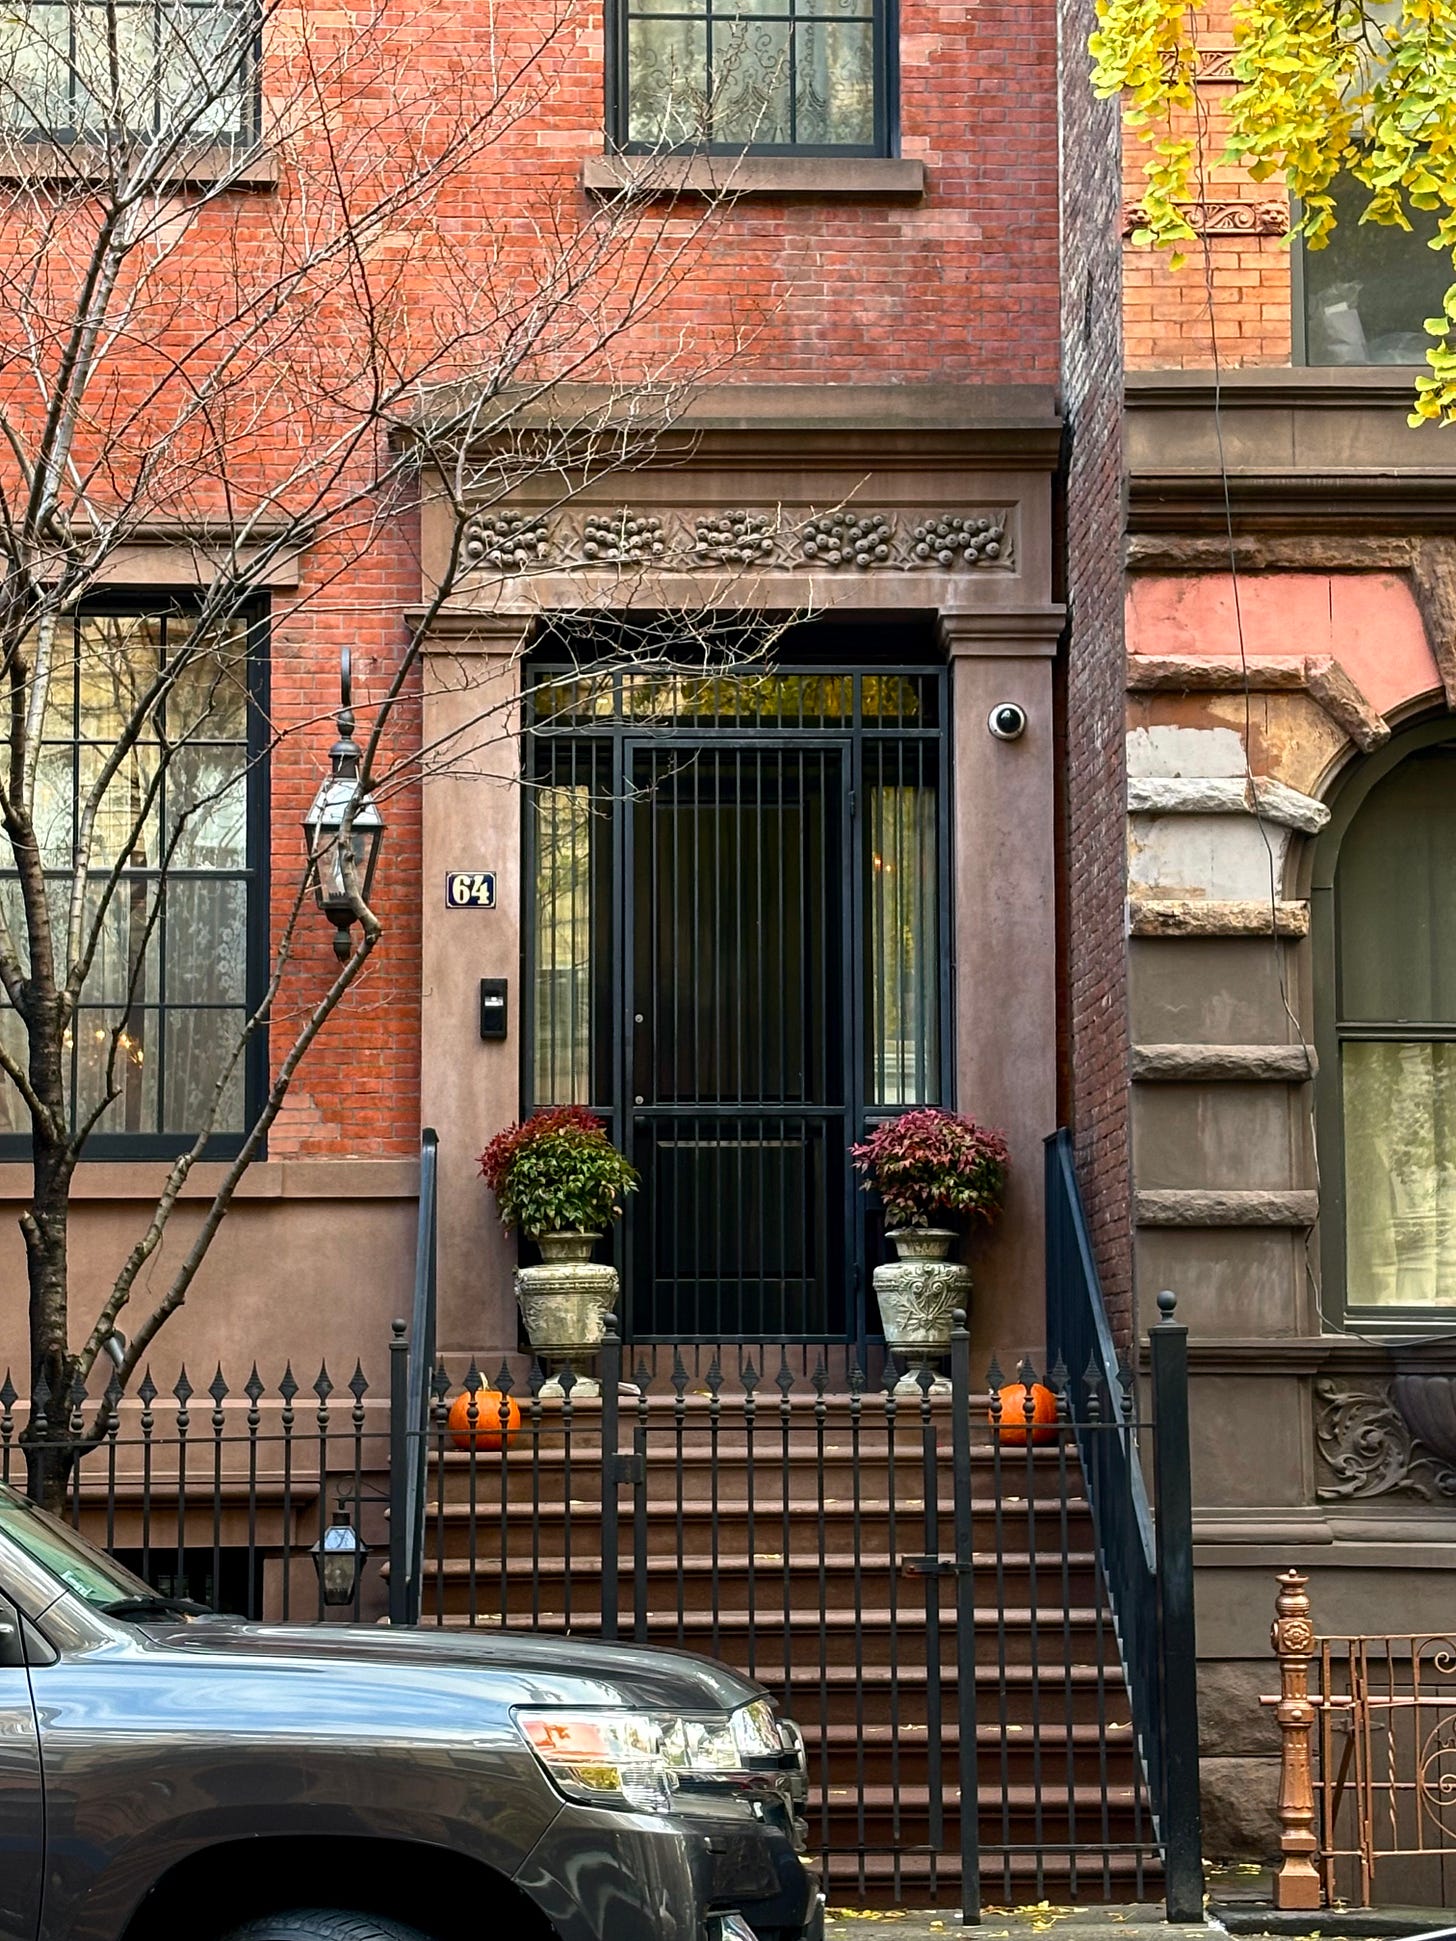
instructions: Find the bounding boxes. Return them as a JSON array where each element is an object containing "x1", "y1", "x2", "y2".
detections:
[
  {"x1": 448, "y1": 1386, "x2": 522, "y2": 1452},
  {"x1": 992, "y1": 1381, "x2": 1058, "y2": 1447}
]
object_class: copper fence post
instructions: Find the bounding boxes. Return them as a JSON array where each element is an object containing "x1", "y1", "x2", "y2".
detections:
[{"x1": 1268, "y1": 1568, "x2": 1323, "y2": 1910}]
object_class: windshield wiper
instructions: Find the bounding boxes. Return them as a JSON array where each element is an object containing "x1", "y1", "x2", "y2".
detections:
[{"x1": 99, "y1": 1594, "x2": 214, "y2": 1621}]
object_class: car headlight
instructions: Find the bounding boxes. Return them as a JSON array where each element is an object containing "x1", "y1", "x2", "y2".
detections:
[
  {"x1": 660, "y1": 1713, "x2": 741, "y2": 1773},
  {"x1": 731, "y1": 1697, "x2": 783, "y2": 1763},
  {"x1": 660, "y1": 1698, "x2": 787, "y2": 1779},
  {"x1": 514, "y1": 1708, "x2": 677, "y2": 1813}
]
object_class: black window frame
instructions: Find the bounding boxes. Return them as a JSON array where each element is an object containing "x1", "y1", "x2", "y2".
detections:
[
  {"x1": 1, "y1": 0, "x2": 264, "y2": 147},
  {"x1": 1312, "y1": 715, "x2": 1456, "y2": 1332},
  {"x1": 0, "y1": 593, "x2": 270, "y2": 1164},
  {"x1": 607, "y1": 0, "x2": 897, "y2": 159}
]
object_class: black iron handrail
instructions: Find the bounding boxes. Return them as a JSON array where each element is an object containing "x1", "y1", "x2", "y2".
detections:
[
  {"x1": 1044, "y1": 1127, "x2": 1202, "y2": 1919},
  {"x1": 389, "y1": 1126, "x2": 437, "y2": 1625}
]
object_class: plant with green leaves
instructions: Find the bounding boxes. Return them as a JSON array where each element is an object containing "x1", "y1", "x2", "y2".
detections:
[
  {"x1": 1091, "y1": 0, "x2": 1456, "y2": 423},
  {"x1": 480, "y1": 1107, "x2": 640, "y2": 1238}
]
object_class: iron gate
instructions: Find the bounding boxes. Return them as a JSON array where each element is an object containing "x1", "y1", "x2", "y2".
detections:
[
  {"x1": 524, "y1": 661, "x2": 951, "y2": 1346},
  {"x1": 393, "y1": 1306, "x2": 1195, "y2": 1915}
]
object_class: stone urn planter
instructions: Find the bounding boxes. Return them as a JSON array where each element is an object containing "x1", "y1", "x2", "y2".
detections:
[
  {"x1": 480, "y1": 1107, "x2": 640, "y2": 1399},
  {"x1": 515, "y1": 1232, "x2": 620, "y2": 1398},
  {"x1": 852, "y1": 1108, "x2": 1009, "y2": 1392},
  {"x1": 873, "y1": 1228, "x2": 972, "y2": 1393}
]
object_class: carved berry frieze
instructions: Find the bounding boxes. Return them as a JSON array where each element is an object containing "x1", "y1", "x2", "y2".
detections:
[
  {"x1": 462, "y1": 509, "x2": 549, "y2": 569},
  {"x1": 910, "y1": 515, "x2": 1005, "y2": 567},
  {"x1": 692, "y1": 509, "x2": 778, "y2": 566},
  {"x1": 580, "y1": 510, "x2": 666, "y2": 564},
  {"x1": 1315, "y1": 1377, "x2": 1456, "y2": 1502},
  {"x1": 460, "y1": 504, "x2": 1015, "y2": 575},
  {"x1": 799, "y1": 512, "x2": 895, "y2": 570}
]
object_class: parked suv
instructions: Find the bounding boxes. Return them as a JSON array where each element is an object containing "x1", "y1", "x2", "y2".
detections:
[{"x1": 0, "y1": 1484, "x2": 821, "y2": 1941}]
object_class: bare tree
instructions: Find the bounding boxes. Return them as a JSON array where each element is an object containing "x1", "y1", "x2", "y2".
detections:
[{"x1": 0, "y1": 0, "x2": 794, "y2": 1505}]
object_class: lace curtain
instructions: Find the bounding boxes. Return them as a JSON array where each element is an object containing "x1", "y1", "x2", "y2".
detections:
[
  {"x1": 625, "y1": 1, "x2": 877, "y2": 149},
  {"x1": 1344, "y1": 1041, "x2": 1456, "y2": 1307}
]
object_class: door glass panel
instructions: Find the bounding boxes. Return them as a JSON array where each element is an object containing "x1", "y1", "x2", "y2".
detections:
[
  {"x1": 529, "y1": 747, "x2": 610, "y2": 1107},
  {"x1": 865, "y1": 744, "x2": 940, "y2": 1105}
]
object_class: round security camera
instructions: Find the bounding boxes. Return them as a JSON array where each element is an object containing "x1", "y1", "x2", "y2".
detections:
[{"x1": 987, "y1": 702, "x2": 1028, "y2": 742}]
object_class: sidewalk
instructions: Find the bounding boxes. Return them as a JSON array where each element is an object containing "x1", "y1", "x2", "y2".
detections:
[
  {"x1": 821, "y1": 1906, "x2": 1455, "y2": 1941},
  {"x1": 823, "y1": 1906, "x2": 1206, "y2": 1939}
]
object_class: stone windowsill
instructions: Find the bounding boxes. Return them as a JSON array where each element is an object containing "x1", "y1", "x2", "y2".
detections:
[
  {"x1": 0, "y1": 140, "x2": 277, "y2": 190},
  {"x1": 0, "y1": 1156, "x2": 417, "y2": 1202},
  {"x1": 581, "y1": 153, "x2": 925, "y2": 200}
]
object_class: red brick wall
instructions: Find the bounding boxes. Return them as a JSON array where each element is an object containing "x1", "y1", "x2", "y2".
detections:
[
  {"x1": 1120, "y1": 17, "x2": 1293, "y2": 370},
  {"x1": 1059, "y1": 0, "x2": 1134, "y2": 1335},
  {"x1": 242, "y1": 2, "x2": 1065, "y2": 1156}
]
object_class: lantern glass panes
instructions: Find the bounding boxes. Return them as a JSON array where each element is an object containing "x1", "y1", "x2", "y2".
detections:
[{"x1": 311, "y1": 1515, "x2": 367, "y2": 1607}]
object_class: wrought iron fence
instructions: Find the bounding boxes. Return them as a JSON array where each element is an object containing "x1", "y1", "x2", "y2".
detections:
[
  {"x1": 394, "y1": 1311, "x2": 1189, "y2": 1911},
  {"x1": 1268, "y1": 1569, "x2": 1456, "y2": 1912},
  {"x1": 0, "y1": 1126, "x2": 1201, "y2": 1917},
  {"x1": 0, "y1": 1356, "x2": 394, "y2": 1626}
]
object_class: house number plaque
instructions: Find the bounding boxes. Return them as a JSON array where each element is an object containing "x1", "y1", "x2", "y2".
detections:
[{"x1": 445, "y1": 871, "x2": 497, "y2": 909}]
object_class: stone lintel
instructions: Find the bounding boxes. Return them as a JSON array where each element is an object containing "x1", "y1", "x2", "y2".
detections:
[
  {"x1": 1127, "y1": 774, "x2": 1329, "y2": 834},
  {"x1": 1132, "y1": 1043, "x2": 1316, "y2": 1083},
  {"x1": 1126, "y1": 653, "x2": 1389, "y2": 752},
  {"x1": 1127, "y1": 532, "x2": 1417, "y2": 575},
  {"x1": 1136, "y1": 1189, "x2": 1319, "y2": 1229},
  {"x1": 1129, "y1": 897, "x2": 1310, "y2": 938}
]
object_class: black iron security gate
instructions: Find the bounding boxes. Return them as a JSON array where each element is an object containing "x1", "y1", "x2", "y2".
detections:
[{"x1": 524, "y1": 660, "x2": 951, "y2": 1346}]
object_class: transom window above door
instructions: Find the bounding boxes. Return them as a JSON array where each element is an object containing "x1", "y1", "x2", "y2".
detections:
[{"x1": 612, "y1": 0, "x2": 892, "y2": 155}]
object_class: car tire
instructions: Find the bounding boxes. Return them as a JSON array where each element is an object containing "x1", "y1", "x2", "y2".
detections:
[{"x1": 222, "y1": 1917, "x2": 439, "y2": 1941}]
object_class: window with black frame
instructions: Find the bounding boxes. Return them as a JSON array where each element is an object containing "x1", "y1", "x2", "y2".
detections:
[
  {"x1": 1318, "y1": 726, "x2": 1456, "y2": 1324},
  {"x1": 0, "y1": 607, "x2": 264, "y2": 1156},
  {"x1": 0, "y1": 0, "x2": 258, "y2": 141},
  {"x1": 612, "y1": 0, "x2": 890, "y2": 155},
  {"x1": 1303, "y1": 176, "x2": 1450, "y2": 366}
]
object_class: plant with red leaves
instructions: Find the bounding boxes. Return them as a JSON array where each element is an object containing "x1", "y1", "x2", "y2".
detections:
[
  {"x1": 851, "y1": 1108, "x2": 1009, "y2": 1232},
  {"x1": 479, "y1": 1106, "x2": 638, "y2": 1236}
]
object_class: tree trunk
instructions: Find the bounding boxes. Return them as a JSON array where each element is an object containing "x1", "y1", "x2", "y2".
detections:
[{"x1": 20, "y1": 1005, "x2": 80, "y2": 1513}]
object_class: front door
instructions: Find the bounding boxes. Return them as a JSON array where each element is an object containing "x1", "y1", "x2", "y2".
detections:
[
  {"x1": 627, "y1": 743, "x2": 848, "y2": 1338},
  {"x1": 525, "y1": 662, "x2": 948, "y2": 1347}
]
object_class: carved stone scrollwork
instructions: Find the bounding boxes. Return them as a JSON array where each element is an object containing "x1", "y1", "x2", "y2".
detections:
[
  {"x1": 1122, "y1": 198, "x2": 1291, "y2": 239},
  {"x1": 1314, "y1": 1378, "x2": 1456, "y2": 1501}
]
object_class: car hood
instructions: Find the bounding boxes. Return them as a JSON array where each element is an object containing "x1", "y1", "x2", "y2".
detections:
[{"x1": 136, "y1": 1614, "x2": 766, "y2": 1713}]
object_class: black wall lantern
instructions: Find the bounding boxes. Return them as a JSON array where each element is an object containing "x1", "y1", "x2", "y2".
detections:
[
  {"x1": 303, "y1": 647, "x2": 385, "y2": 960},
  {"x1": 311, "y1": 1508, "x2": 369, "y2": 1607}
]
